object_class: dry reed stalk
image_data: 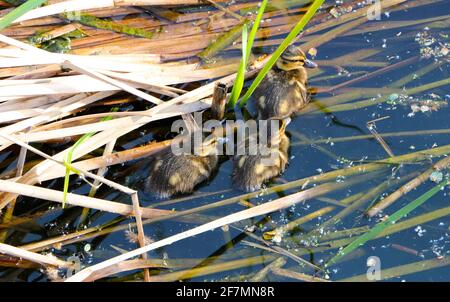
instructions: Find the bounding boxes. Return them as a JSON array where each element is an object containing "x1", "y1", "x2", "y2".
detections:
[
  {"x1": 292, "y1": 129, "x2": 450, "y2": 146},
  {"x1": 302, "y1": 0, "x2": 407, "y2": 38},
  {"x1": 210, "y1": 82, "x2": 227, "y2": 120},
  {"x1": 301, "y1": 17, "x2": 367, "y2": 51},
  {"x1": 9, "y1": 64, "x2": 63, "y2": 80},
  {"x1": 0, "y1": 92, "x2": 116, "y2": 150},
  {"x1": 87, "y1": 138, "x2": 117, "y2": 198},
  {"x1": 20, "y1": 225, "x2": 107, "y2": 252},
  {"x1": 12, "y1": 101, "x2": 210, "y2": 143},
  {"x1": 0, "y1": 67, "x2": 249, "y2": 210},
  {"x1": 322, "y1": 56, "x2": 419, "y2": 94},
  {"x1": 65, "y1": 179, "x2": 361, "y2": 281},
  {"x1": 0, "y1": 128, "x2": 28, "y2": 242},
  {"x1": 367, "y1": 120, "x2": 395, "y2": 158},
  {"x1": 0, "y1": 179, "x2": 172, "y2": 218},
  {"x1": 0, "y1": 131, "x2": 143, "y2": 200},
  {"x1": 131, "y1": 192, "x2": 150, "y2": 282},
  {"x1": 0, "y1": 243, "x2": 71, "y2": 268},
  {"x1": 32, "y1": 139, "x2": 172, "y2": 183},
  {"x1": 249, "y1": 256, "x2": 287, "y2": 282},
  {"x1": 271, "y1": 267, "x2": 330, "y2": 282},
  {"x1": 62, "y1": 60, "x2": 163, "y2": 105},
  {"x1": 367, "y1": 156, "x2": 450, "y2": 217},
  {"x1": 90, "y1": 254, "x2": 272, "y2": 282},
  {"x1": 343, "y1": 13, "x2": 450, "y2": 37},
  {"x1": 0, "y1": 254, "x2": 40, "y2": 269}
]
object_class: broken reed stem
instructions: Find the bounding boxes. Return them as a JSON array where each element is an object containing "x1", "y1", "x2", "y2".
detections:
[
  {"x1": 367, "y1": 155, "x2": 450, "y2": 217},
  {"x1": 211, "y1": 82, "x2": 227, "y2": 120},
  {"x1": 0, "y1": 128, "x2": 28, "y2": 242},
  {"x1": 131, "y1": 192, "x2": 150, "y2": 282},
  {"x1": 367, "y1": 121, "x2": 395, "y2": 158}
]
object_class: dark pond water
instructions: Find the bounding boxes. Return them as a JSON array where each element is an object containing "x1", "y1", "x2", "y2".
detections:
[{"x1": 0, "y1": 0, "x2": 448, "y2": 282}]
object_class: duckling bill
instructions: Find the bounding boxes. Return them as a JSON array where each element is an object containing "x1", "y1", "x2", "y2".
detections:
[
  {"x1": 232, "y1": 119, "x2": 290, "y2": 192},
  {"x1": 253, "y1": 45, "x2": 317, "y2": 119},
  {"x1": 145, "y1": 131, "x2": 226, "y2": 198}
]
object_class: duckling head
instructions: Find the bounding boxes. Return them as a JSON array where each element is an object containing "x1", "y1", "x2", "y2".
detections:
[
  {"x1": 193, "y1": 134, "x2": 228, "y2": 157},
  {"x1": 276, "y1": 45, "x2": 317, "y2": 72}
]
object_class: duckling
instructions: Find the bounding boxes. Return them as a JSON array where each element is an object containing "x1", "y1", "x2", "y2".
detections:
[
  {"x1": 253, "y1": 45, "x2": 317, "y2": 119},
  {"x1": 232, "y1": 118, "x2": 290, "y2": 192},
  {"x1": 145, "y1": 131, "x2": 226, "y2": 198}
]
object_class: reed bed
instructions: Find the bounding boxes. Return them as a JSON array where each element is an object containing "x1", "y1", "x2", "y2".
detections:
[{"x1": 0, "y1": 0, "x2": 448, "y2": 282}]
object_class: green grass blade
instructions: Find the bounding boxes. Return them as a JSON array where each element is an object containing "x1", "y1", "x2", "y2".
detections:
[
  {"x1": 326, "y1": 177, "x2": 449, "y2": 267},
  {"x1": 239, "y1": 0, "x2": 325, "y2": 107},
  {"x1": 229, "y1": 0, "x2": 268, "y2": 107},
  {"x1": 229, "y1": 24, "x2": 248, "y2": 106},
  {"x1": 245, "y1": 0, "x2": 268, "y2": 66},
  {"x1": 198, "y1": 21, "x2": 249, "y2": 61},
  {"x1": 0, "y1": 0, "x2": 47, "y2": 31},
  {"x1": 62, "y1": 111, "x2": 117, "y2": 208}
]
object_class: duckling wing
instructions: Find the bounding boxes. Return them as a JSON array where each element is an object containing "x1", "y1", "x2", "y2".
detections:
[
  {"x1": 146, "y1": 150, "x2": 217, "y2": 198},
  {"x1": 253, "y1": 71, "x2": 304, "y2": 119},
  {"x1": 232, "y1": 153, "x2": 284, "y2": 192}
]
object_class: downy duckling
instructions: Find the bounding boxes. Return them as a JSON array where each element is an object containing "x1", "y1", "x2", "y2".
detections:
[
  {"x1": 145, "y1": 131, "x2": 226, "y2": 198},
  {"x1": 253, "y1": 45, "x2": 317, "y2": 119},
  {"x1": 232, "y1": 118, "x2": 290, "y2": 192}
]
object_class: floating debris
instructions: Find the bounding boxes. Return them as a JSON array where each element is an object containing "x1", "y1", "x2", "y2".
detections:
[
  {"x1": 308, "y1": 47, "x2": 318, "y2": 58},
  {"x1": 386, "y1": 92, "x2": 447, "y2": 116},
  {"x1": 415, "y1": 30, "x2": 449, "y2": 61},
  {"x1": 124, "y1": 229, "x2": 154, "y2": 245},
  {"x1": 429, "y1": 171, "x2": 444, "y2": 183},
  {"x1": 262, "y1": 229, "x2": 284, "y2": 244}
]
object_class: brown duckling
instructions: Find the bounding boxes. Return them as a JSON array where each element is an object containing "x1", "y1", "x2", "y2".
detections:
[
  {"x1": 232, "y1": 118, "x2": 290, "y2": 192},
  {"x1": 253, "y1": 45, "x2": 317, "y2": 119},
  {"x1": 145, "y1": 131, "x2": 226, "y2": 198}
]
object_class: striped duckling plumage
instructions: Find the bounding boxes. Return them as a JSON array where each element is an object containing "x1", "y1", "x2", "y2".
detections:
[
  {"x1": 232, "y1": 118, "x2": 290, "y2": 192},
  {"x1": 253, "y1": 45, "x2": 317, "y2": 120},
  {"x1": 145, "y1": 131, "x2": 226, "y2": 198}
]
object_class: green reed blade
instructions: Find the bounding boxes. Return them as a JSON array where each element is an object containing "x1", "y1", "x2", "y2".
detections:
[
  {"x1": 62, "y1": 110, "x2": 117, "y2": 208},
  {"x1": 198, "y1": 20, "x2": 250, "y2": 61},
  {"x1": 229, "y1": 24, "x2": 248, "y2": 106},
  {"x1": 0, "y1": 0, "x2": 47, "y2": 31},
  {"x1": 326, "y1": 177, "x2": 449, "y2": 267},
  {"x1": 229, "y1": 0, "x2": 268, "y2": 107},
  {"x1": 245, "y1": 0, "x2": 268, "y2": 66},
  {"x1": 239, "y1": 0, "x2": 325, "y2": 107}
]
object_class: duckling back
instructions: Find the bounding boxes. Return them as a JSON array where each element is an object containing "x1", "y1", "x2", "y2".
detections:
[
  {"x1": 253, "y1": 68, "x2": 309, "y2": 120},
  {"x1": 145, "y1": 148, "x2": 218, "y2": 199},
  {"x1": 232, "y1": 132, "x2": 289, "y2": 192}
]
